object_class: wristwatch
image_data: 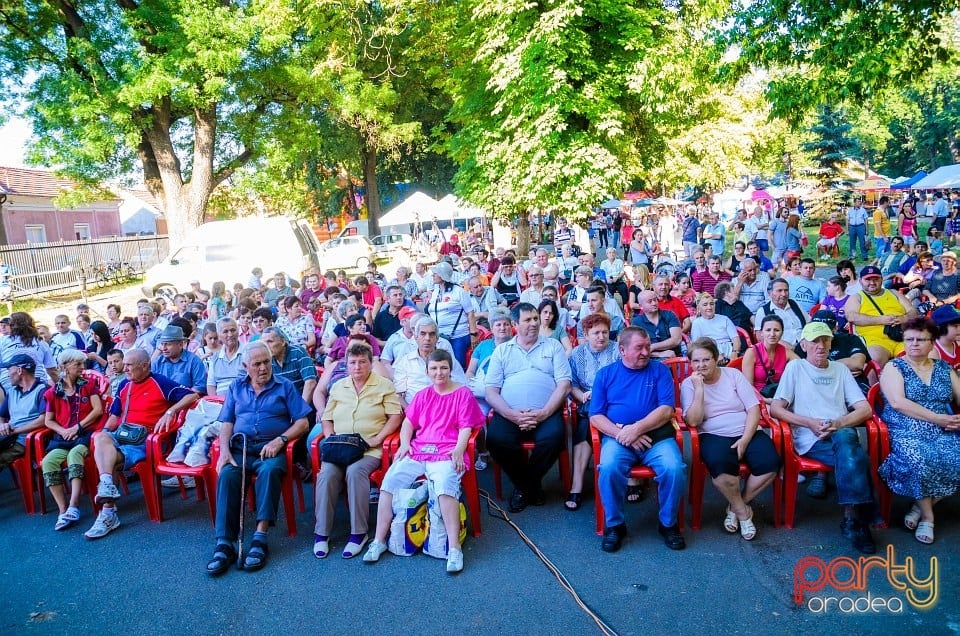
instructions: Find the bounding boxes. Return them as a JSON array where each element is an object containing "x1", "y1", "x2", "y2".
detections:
[{"x1": 279, "y1": 434, "x2": 289, "y2": 445}]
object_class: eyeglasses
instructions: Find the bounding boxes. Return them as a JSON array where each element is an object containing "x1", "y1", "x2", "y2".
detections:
[{"x1": 904, "y1": 337, "x2": 931, "y2": 343}]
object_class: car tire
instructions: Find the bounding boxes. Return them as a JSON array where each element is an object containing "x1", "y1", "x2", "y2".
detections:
[{"x1": 355, "y1": 257, "x2": 369, "y2": 270}]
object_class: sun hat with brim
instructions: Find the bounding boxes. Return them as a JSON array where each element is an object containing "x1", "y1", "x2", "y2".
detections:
[
  {"x1": 431, "y1": 261, "x2": 456, "y2": 283},
  {"x1": 931, "y1": 304, "x2": 960, "y2": 326},
  {"x1": 941, "y1": 251, "x2": 957, "y2": 261},
  {"x1": 157, "y1": 325, "x2": 187, "y2": 343},
  {"x1": 801, "y1": 322, "x2": 834, "y2": 341}
]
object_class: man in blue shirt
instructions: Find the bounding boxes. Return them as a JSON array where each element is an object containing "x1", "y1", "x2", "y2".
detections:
[
  {"x1": 207, "y1": 341, "x2": 311, "y2": 575},
  {"x1": 932, "y1": 191, "x2": 950, "y2": 232},
  {"x1": 151, "y1": 325, "x2": 207, "y2": 394},
  {"x1": 0, "y1": 355, "x2": 47, "y2": 473},
  {"x1": 591, "y1": 327, "x2": 686, "y2": 552},
  {"x1": 681, "y1": 206, "x2": 701, "y2": 260}
]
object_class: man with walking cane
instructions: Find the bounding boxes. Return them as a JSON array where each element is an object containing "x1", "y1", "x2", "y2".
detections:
[{"x1": 206, "y1": 342, "x2": 311, "y2": 575}]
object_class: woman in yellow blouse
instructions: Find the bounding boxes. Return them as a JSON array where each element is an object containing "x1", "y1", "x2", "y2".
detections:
[{"x1": 313, "y1": 341, "x2": 403, "y2": 559}]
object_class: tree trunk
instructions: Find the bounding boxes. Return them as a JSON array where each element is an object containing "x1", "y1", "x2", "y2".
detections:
[
  {"x1": 138, "y1": 103, "x2": 247, "y2": 247},
  {"x1": 516, "y1": 212, "x2": 531, "y2": 255},
  {"x1": 362, "y1": 144, "x2": 381, "y2": 237}
]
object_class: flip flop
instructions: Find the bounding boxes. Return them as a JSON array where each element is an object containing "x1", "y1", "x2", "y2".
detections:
[
  {"x1": 915, "y1": 521, "x2": 935, "y2": 545},
  {"x1": 904, "y1": 503, "x2": 922, "y2": 531},
  {"x1": 564, "y1": 492, "x2": 582, "y2": 511},
  {"x1": 723, "y1": 506, "x2": 739, "y2": 533}
]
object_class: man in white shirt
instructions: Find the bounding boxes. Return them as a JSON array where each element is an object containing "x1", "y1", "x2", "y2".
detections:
[
  {"x1": 392, "y1": 317, "x2": 465, "y2": 405},
  {"x1": 770, "y1": 322, "x2": 876, "y2": 554},
  {"x1": 753, "y1": 278, "x2": 807, "y2": 344}
]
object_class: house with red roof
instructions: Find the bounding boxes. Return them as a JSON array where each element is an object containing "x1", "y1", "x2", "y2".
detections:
[{"x1": 0, "y1": 166, "x2": 122, "y2": 245}]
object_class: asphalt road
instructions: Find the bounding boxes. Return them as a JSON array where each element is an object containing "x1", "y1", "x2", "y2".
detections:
[{"x1": 2, "y1": 463, "x2": 957, "y2": 635}]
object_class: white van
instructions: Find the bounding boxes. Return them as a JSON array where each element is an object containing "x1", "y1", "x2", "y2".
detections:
[{"x1": 142, "y1": 217, "x2": 322, "y2": 297}]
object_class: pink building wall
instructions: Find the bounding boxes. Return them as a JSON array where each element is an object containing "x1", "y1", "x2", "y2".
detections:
[{"x1": 2, "y1": 203, "x2": 122, "y2": 244}]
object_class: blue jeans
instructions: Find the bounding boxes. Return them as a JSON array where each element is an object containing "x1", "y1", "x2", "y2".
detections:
[
  {"x1": 448, "y1": 334, "x2": 471, "y2": 370},
  {"x1": 611, "y1": 232, "x2": 620, "y2": 249},
  {"x1": 874, "y1": 237, "x2": 889, "y2": 261},
  {"x1": 801, "y1": 428, "x2": 873, "y2": 506},
  {"x1": 215, "y1": 442, "x2": 286, "y2": 541},
  {"x1": 598, "y1": 436, "x2": 686, "y2": 528},
  {"x1": 847, "y1": 225, "x2": 867, "y2": 259}
]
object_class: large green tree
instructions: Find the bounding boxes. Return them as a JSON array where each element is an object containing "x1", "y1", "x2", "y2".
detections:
[
  {"x1": 723, "y1": 0, "x2": 960, "y2": 120},
  {"x1": 0, "y1": 0, "x2": 298, "y2": 244},
  {"x1": 446, "y1": 0, "x2": 728, "y2": 251},
  {"x1": 801, "y1": 105, "x2": 860, "y2": 173}
]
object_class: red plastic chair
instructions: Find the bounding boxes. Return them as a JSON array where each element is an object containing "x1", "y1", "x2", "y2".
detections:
[
  {"x1": 736, "y1": 327, "x2": 756, "y2": 347},
  {"x1": 773, "y1": 403, "x2": 886, "y2": 529},
  {"x1": 210, "y1": 432, "x2": 304, "y2": 537},
  {"x1": 10, "y1": 430, "x2": 44, "y2": 514},
  {"x1": 590, "y1": 414, "x2": 686, "y2": 536},
  {"x1": 143, "y1": 396, "x2": 222, "y2": 524},
  {"x1": 491, "y1": 408, "x2": 572, "y2": 500},
  {"x1": 662, "y1": 356, "x2": 692, "y2": 406},
  {"x1": 309, "y1": 431, "x2": 391, "y2": 517},
  {"x1": 686, "y1": 395, "x2": 784, "y2": 530},
  {"x1": 866, "y1": 385, "x2": 893, "y2": 525},
  {"x1": 381, "y1": 429, "x2": 483, "y2": 537}
]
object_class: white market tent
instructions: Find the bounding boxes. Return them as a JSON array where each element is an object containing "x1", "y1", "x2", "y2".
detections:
[
  {"x1": 911, "y1": 164, "x2": 960, "y2": 190},
  {"x1": 437, "y1": 193, "x2": 487, "y2": 219},
  {"x1": 377, "y1": 191, "x2": 445, "y2": 226}
]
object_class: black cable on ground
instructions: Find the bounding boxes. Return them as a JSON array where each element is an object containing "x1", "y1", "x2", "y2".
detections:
[{"x1": 480, "y1": 488, "x2": 620, "y2": 636}]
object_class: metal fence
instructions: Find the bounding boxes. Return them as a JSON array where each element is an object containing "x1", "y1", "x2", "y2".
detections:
[{"x1": 1, "y1": 235, "x2": 170, "y2": 299}]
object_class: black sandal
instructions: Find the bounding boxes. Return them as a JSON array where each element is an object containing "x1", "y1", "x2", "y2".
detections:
[
  {"x1": 206, "y1": 544, "x2": 237, "y2": 577},
  {"x1": 243, "y1": 540, "x2": 269, "y2": 572},
  {"x1": 626, "y1": 483, "x2": 644, "y2": 504},
  {"x1": 564, "y1": 492, "x2": 582, "y2": 511}
]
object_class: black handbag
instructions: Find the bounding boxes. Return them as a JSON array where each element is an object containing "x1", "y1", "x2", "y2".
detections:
[
  {"x1": 320, "y1": 433, "x2": 369, "y2": 466},
  {"x1": 862, "y1": 291, "x2": 904, "y2": 342},
  {"x1": 115, "y1": 423, "x2": 148, "y2": 445}
]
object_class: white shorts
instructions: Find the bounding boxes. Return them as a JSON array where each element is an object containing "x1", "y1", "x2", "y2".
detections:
[
  {"x1": 816, "y1": 237, "x2": 837, "y2": 247},
  {"x1": 381, "y1": 456, "x2": 462, "y2": 499}
]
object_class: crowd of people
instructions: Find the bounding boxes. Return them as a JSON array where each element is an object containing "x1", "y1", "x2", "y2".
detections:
[{"x1": 1, "y1": 203, "x2": 958, "y2": 576}]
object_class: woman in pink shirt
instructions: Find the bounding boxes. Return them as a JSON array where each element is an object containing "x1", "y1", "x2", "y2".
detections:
[{"x1": 362, "y1": 349, "x2": 484, "y2": 573}]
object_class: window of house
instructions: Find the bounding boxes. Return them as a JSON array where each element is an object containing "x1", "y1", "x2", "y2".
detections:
[
  {"x1": 74, "y1": 223, "x2": 91, "y2": 240},
  {"x1": 25, "y1": 225, "x2": 47, "y2": 244}
]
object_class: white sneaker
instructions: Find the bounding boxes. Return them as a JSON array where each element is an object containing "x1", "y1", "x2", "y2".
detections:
[
  {"x1": 362, "y1": 540, "x2": 388, "y2": 563},
  {"x1": 84, "y1": 511, "x2": 121, "y2": 539},
  {"x1": 446, "y1": 548, "x2": 464, "y2": 573},
  {"x1": 95, "y1": 482, "x2": 121, "y2": 504},
  {"x1": 161, "y1": 476, "x2": 196, "y2": 489}
]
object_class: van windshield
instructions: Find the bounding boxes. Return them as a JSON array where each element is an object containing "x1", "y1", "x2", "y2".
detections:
[{"x1": 206, "y1": 245, "x2": 245, "y2": 262}]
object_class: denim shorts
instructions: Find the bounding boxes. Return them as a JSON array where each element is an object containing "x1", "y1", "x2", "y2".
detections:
[{"x1": 109, "y1": 432, "x2": 148, "y2": 470}]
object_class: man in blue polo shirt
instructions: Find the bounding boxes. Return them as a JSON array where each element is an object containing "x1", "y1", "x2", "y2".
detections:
[
  {"x1": 206, "y1": 341, "x2": 311, "y2": 575},
  {"x1": 151, "y1": 325, "x2": 207, "y2": 394},
  {"x1": 0, "y1": 355, "x2": 47, "y2": 474},
  {"x1": 591, "y1": 327, "x2": 686, "y2": 552}
]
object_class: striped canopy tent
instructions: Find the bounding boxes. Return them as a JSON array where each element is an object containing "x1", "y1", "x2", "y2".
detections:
[{"x1": 853, "y1": 176, "x2": 892, "y2": 192}]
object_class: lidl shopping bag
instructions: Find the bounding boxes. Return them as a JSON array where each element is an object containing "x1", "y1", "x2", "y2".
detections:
[
  {"x1": 387, "y1": 480, "x2": 429, "y2": 556},
  {"x1": 422, "y1": 479, "x2": 468, "y2": 559}
]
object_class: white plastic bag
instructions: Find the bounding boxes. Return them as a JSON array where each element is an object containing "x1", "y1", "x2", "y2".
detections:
[
  {"x1": 166, "y1": 400, "x2": 223, "y2": 465},
  {"x1": 387, "y1": 480, "x2": 429, "y2": 557},
  {"x1": 422, "y1": 480, "x2": 467, "y2": 559}
]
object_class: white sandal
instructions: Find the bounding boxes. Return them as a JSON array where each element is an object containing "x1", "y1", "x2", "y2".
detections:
[
  {"x1": 54, "y1": 508, "x2": 80, "y2": 531},
  {"x1": 722, "y1": 506, "x2": 739, "y2": 533},
  {"x1": 739, "y1": 507, "x2": 757, "y2": 541},
  {"x1": 915, "y1": 521, "x2": 935, "y2": 545},
  {"x1": 904, "y1": 503, "x2": 922, "y2": 530}
]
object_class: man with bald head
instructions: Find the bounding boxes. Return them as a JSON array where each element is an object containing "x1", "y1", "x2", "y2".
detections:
[
  {"x1": 630, "y1": 290, "x2": 682, "y2": 358},
  {"x1": 84, "y1": 349, "x2": 198, "y2": 539}
]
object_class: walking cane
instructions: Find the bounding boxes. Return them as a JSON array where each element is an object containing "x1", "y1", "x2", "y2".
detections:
[{"x1": 232, "y1": 433, "x2": 249, "y2": 570}]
